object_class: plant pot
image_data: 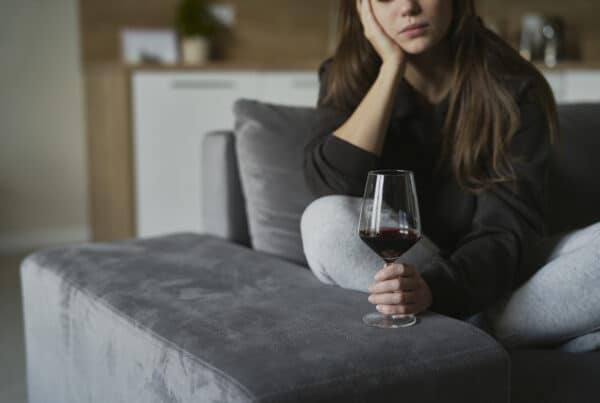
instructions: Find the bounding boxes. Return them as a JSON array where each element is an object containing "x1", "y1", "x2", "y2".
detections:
[{"x1": 181, "y1": 36, "x2": 211, "y2": 65}]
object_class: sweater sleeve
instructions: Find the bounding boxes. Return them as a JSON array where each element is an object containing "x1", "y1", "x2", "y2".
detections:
[
  {"x1": 420, "y1": 88, "x2": 552, "y2": 319},
  {"x1": 303, "y1": 60, "x2": 380, "y2": 197}
]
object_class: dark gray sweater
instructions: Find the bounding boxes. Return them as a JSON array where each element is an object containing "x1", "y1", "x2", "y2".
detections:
[{"x1": 303, "y1": 60, "x2": 552, "y2": 319}]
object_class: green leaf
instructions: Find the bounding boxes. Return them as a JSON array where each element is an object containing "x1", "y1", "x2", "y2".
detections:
[{"x1": 174, "y1": 0, "x2": 222, "y2": 38}]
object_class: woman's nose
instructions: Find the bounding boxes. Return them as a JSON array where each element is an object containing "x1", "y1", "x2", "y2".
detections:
[{"x1": 398, "y1": 0, "x2": 420, "y2": 16}]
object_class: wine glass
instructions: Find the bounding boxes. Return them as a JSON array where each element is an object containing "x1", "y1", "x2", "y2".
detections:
[{"x1": 358, "y1": 169, "x2": 422, "y2": 328}]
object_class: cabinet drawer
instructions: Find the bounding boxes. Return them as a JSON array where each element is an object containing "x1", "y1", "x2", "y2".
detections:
[{"x1": 258, "y1": 72, "x2": 319, "y2": 106}]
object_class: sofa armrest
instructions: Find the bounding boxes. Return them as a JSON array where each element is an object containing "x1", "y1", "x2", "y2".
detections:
[
  {"x1": 22, "y1": 233, "x2": 510, "y2": 403},
  {"x1": 202, "y1": 130, "x2": 250, "y2": 246}
]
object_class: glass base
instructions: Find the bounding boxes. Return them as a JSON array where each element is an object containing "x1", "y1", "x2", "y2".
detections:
[{"x1": 362, "y1": 312, "x2": 417, "y2": 328}]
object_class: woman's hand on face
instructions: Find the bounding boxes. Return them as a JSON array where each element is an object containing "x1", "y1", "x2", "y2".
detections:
[
  {"x1": 357, "y1": 0, "x2": 406, "y2": 68},
  {"x1": 367, "y1": 263, "x2": 433, "y2": 316}
]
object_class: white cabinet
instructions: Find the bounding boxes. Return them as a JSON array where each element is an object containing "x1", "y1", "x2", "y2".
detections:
[
  {"x1": 543, "y1": 70, "x2": 600, "y2": 103},
  {"x1": 563, "y1": 71, "x2": 600, "y2": 103},
  {"x1": 132, "y1": 71, "x2": 319, "y2": 238},
  {"x1": 132, "y1": 72, "x2": 258, "y2": 237},
  {"x1": 258, "y1": 72, "x2": 319, "y2": 106},
  {"x1": 132, "y1": 68, "x2": 600, "y2": 238}
]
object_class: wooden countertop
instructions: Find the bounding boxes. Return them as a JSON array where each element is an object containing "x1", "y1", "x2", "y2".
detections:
[
  {"x1": 535, "y1": 61, "x2": 600, "y2": 72},
  {"x1": 84, "y1": 60, "x2": 600, "y2": 74},
  {"x1": 84, "y1": 60, "x2": 325, "y2": 73}
]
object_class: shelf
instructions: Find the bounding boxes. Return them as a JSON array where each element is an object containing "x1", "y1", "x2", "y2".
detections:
[
  {"x1": 84, "y1": 60, "x2": 325, "y2": 73},
  {"x1": 535, "y1": 61, "x2": 600, "y2": 72},
  {"x1": 84, "y1": 59, "x2": 600, "y2": 74}
]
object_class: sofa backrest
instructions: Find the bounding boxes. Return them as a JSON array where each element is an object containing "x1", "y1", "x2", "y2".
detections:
[
  {"x1": 547, "y1": 103, "x2": 600, "y2": 234},
  {"x1": 202, "y1": 130, "x2": 251, "y2": 247},
  {"x1": 202, "y1": 102, "x2": 600, "y2": 261}
]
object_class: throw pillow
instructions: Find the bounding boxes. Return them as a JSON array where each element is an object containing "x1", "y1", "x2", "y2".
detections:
[{"x1": 233, "y1": 99, "x2": 317, "y2": 266}]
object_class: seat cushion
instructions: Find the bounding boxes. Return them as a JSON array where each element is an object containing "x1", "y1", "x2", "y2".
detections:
[
  {"x1": 233, "y1": 99, "x2": 317, "y2": 265},
  {"x1": 22, "y1": 233, "x2": 508, "y2": 403},
  {"x1": 510, "y1": 349, "x2": 600, "y2": 403}
]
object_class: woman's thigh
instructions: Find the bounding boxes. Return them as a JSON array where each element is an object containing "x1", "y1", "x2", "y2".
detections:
[
  {"x1": 483, "y1": 221, "x2": 600, "y2": 349},
  {"x1": 300, "y1": 195, "x2": 440, "y2": 293}
]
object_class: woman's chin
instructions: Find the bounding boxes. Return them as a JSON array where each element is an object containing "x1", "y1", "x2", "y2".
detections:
[{"x1": 399, "y1": 42, "x2": 433, "y2": 56}]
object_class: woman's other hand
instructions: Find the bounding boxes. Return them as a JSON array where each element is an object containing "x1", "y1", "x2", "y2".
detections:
[
  {"x1": 367, "y1": 263, "x2": 433, "y2": 315},
  {"x1": 357, "y1": 0, "x2": 406, "y2": 68}
]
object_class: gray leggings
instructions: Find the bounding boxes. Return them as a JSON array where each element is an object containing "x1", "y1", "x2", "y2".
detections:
[{"x1": 300, "y1": 195, "x2": 600, "y2": 353}]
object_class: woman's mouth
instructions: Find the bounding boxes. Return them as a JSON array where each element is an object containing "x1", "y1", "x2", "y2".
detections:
[{"x1": 400, "y1": 23, "x2": 429, "y2": 38}]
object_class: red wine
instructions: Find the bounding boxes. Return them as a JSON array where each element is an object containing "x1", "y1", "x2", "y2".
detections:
[{"x1": 359, "y1": 227, "x2": 421, "y2": 262}]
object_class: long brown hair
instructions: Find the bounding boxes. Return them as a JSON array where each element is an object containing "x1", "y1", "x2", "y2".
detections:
[{"x1": 324, "y1": 0, "x2": 559, "y2": 192}]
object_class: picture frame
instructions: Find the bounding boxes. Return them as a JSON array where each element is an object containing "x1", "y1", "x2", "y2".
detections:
[{"x1": 120, "y1": 28, "x2": 179, "y2": 65}]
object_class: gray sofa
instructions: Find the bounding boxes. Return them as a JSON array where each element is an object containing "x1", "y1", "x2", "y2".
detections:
[{"x1": 21, "y1": 100, "x2": 600, "y2": 403}]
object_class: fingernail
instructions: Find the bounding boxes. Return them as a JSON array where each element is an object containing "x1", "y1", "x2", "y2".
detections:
[{"x1": 368, "y1": 295, "x2": 374, "y2": 302}]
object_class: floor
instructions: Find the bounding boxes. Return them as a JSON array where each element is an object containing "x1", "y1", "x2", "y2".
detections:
[{"x1": 0, "y1": 254, "x2": 28, "y2": 403}]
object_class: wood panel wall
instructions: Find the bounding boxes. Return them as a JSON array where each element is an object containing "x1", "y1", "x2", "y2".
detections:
[
  {"x1": 476, "y1": 0, "x2": 599, "y2": 61},
  {"x1": 79, "y1": 0, "x2": 179, "y2": 65},
  {"x1": 80, "y1": 0, "x2": 600, "y2": 66},
  {"x1": 84, "y1": 65, "x2": 135, "y2": 240},
  {"x1": 79, "y1": 0, "x2": 337, "y2": 67}
]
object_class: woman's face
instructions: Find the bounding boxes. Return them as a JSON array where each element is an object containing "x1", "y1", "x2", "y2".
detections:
[{"x1": 371, "y1": 0, "x2": 453, "y2": 55}]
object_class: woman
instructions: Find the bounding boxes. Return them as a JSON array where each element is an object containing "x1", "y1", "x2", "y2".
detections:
[{"x1": 301, "y1": 0, "x2": 600, "y2": 351}]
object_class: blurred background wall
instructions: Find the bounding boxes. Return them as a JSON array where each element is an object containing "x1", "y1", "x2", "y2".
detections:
[{"x1": 0, "y1": 0, "x2": 88, "y2": 253}]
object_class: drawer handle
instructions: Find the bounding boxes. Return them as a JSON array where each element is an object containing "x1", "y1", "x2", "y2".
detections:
[{"x1": 171, "y1": 80, "x2": 235, "y2": 90}]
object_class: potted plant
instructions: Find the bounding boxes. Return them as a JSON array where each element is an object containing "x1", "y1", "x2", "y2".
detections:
[{"x1": 175, "y1": 0, "x2": 221, "y2": 65}]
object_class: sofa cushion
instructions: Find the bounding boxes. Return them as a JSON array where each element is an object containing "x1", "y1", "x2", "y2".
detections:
[
  {"x1": 233, "y1": 99, "x2": 317, "y2": 265},
  {"x1": 510, "y1": 349, "x2": 600, "y2": 403},
  {"x1": 22, "y1": 233, "x2": 510, "y2": 403}
]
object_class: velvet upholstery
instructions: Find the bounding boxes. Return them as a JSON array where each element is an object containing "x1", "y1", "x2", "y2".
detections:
[
  {"x1": 21, "y1": 102, "x2": 600, "y2": 403},
  {"x1": 233, "y1": 99, "x2": 317, "y2": 266},
  {"x1": 202, "y1": 101, "x2": 600, "y2": 402},
  {"x1": 202, "y1": 130, "x2": 251, "y2": 247},
  {"x1": 510, "y1": 349, "x2": 600, "y2": 403},
  {"x1": 22, "y1": 233, "x2": 509, "y2": 403}
]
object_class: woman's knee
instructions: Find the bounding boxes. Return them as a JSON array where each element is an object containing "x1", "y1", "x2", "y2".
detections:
[
  {"x1": 586, "y1": 221, "x2": 600, "y2": 244},
  {"x1": 300, "y1": 195, "x2": 362, "y2": 239},
  {"x1": 300, "y1": 195, "x2": 362, "y2": 282},
  {"x1": 549, "y1": 221, "x2": 600, "y2": 258}
]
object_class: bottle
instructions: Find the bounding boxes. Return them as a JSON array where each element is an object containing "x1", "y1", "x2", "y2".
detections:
[
  {"x1": 542, "y1": 23, "x2": 558, "y2": 68},
  {"x1": 520, "y1": 14, "x2": 545, "y2": 61}
]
